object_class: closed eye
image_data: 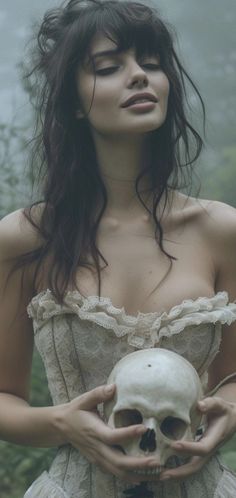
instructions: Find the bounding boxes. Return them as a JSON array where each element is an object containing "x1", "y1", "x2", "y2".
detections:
[
  {"x1": 95, "y1": 66, "x2": 119, "y2": 75},
  {"x1": 142, "y1": 63, "x2": 161, "y2": 70},
  {"x1": 96, "y1": 63, "x2": 161, "y2": 76}
]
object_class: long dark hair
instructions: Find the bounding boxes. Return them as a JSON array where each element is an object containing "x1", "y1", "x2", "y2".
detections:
[{"x1": 16, "y1": 0, "x2": 205, "y2": 303}]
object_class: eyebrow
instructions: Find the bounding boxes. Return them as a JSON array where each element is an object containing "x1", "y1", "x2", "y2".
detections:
[
  {"x1": 90, "y1": 48, "x2": 122, "y2": 61},
  {"x1": 88, "y1": 48, "x2": 160, "y2": 65}
]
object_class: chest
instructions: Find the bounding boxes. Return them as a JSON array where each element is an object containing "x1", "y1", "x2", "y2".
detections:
[{"x1": 74, "y1": 214, "x2": 216, "y2": 315}]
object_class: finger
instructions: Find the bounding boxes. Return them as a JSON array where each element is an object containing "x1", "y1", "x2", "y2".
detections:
[
  {"x1": 78, "y1": 409, "x2": 147, "y2": 445},
  {"x1": 171, "y1": 416, "x2": 227, "y2": 456},
  {"x1": 94, "y1": 455, "x2": 145, "y2": 484},
  {"x1": 99, "y1": 441, "x2": 160, "y2": 471},
  {"x1": 198, "y1": 397, "x2": 228, "y2": 415},
  {"x1": 159, "y1": 455, "x2": 208, "y2": 481},
  {"x1": 171, "y1": 436, "x2": 220, "y2": 456},
  {"x1": 102, "y1": 424, "x2": 147, "y2": 445},
  {"x1": 77, "y1": 384, "x2": 116, "y2": 411}
]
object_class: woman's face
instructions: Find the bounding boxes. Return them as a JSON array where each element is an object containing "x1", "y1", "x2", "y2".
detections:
[{"x1": 76, "y1": 33, "x2": 170, "y2": 139}]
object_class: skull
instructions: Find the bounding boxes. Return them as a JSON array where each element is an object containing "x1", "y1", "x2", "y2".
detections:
[{"x1": 104, "y1": 348, "x2": 203, "y2": 469}]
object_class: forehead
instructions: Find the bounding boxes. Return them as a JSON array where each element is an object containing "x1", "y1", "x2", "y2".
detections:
[
  {"x1": 89, "y1": 33, "x2": 118, "y2": 53},
  {"x1": 86, "y1": 32, "x2": 159, "y2": 65},
  {"x1": 83, "y1": 33, "x2": 135, "y2": 67}
]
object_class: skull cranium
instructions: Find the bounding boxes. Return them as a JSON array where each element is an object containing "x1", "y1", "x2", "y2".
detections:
[{"x1": 104, "y1": 348, "x2": 203, "y2": 469}]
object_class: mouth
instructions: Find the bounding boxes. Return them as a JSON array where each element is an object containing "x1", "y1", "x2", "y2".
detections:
[
  {"x1": 123, "y1": 100, "x2": 156, "y2": 111},
  {"x1": 121, "y1": 93, "x2": 158, "y2": 108}
]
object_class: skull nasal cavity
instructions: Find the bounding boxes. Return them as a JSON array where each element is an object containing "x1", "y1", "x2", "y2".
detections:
[{"x1": 139, "y1": 429, "x2": 156, "y2": 452}]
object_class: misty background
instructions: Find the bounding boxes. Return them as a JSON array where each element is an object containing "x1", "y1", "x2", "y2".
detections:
[{"x1": 0, "y1": 0, "x2": 235, "y2": 497}]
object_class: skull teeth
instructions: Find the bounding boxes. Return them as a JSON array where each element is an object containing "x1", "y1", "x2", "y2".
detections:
[{"x1": 133, "y1": 467, "x2": 162, "y2": 475}]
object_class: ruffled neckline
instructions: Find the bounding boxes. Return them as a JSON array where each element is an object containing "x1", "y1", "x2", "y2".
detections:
[{"x1": 28, "y1": 290, "x2": 236, "y2": 348}]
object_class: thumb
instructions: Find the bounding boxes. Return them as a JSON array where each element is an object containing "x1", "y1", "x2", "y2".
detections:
[{"x1": 77, "y1": 384, "x2": 116, "y2": 411}]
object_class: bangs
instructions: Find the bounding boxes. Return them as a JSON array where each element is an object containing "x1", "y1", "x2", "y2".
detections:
[{"x1": 75, "y1": 1, "x2": 173, "y2": 65}]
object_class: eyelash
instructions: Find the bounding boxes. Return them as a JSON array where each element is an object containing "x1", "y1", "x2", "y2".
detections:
[{"x1": 95, "y1": 64, "x2": 161, "y2": 75}]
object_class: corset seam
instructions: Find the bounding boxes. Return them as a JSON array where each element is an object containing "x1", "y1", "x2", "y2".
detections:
[
  {"x1": 67, "y1": 316, "x2": 87, "y2": 392},
  {"x1": 52, "y1": 317, "x2": 70, "y2": 402},
  {"x1": 113, "y1": 475, "x2": 118, "y2": 498},
  {"x1": 197, "y1": 323, "x2": 219, "y2": 376},
  {"x1": 63, "y1": 445, "x2": 72, "y2": 489},
  {"x1": 67, "y1": 317, "x2": 93, "y2": 497},
  {"x1": 180, "y1": 481, "x2": 188, "y2": 498}
]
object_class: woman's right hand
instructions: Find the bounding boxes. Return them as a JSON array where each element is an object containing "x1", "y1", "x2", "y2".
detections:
[{"x1": 54, "y1": 384, "x2": 159, "y2": 483}]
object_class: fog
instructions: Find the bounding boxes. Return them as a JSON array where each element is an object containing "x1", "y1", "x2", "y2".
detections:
[{"x1": 0, "y1": 0, "x2": 235, "y2": 153}]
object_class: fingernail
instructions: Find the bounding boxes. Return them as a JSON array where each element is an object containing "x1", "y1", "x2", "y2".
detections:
[
  {"x1": 149, "y1": 460, "x2": 160, "y2": 467},
  {"x1": 105, "y1": 384, "x2": 115, "y2": 394},
  {"x1": 160, "y1": 475, "x2": 171, "y2": 481},
  {"x1": 198, "y1": 401, "x2": 206, "y2": 410},
  {"x1": 136, "y1": 426, "x2": 146, "y2": 435}
]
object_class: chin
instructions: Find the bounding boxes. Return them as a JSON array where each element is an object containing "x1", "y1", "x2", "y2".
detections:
[
  {"x1": 126, "y1": 122, "x2": 164, "y2": 134},
  {"x1": 126, "y1": 116, "x2": 166, "y2": 132}
]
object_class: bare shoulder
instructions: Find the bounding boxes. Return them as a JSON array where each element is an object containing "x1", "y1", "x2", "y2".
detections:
[
  {"x1": 175, "y1": 192, "x2": 236, "y2": 238},
  {"x1": 172, "y1": 192, "x2": 236, "y2": 257},
  {"x1": 184, "y1": 197, "x2": 236, "y2": 280},
  {"x1": 0, "y1": 204, "x2": 45, "y2": 260},
  {"x1": 195, "y1": 198, "x2": 236, "y2": 244}
]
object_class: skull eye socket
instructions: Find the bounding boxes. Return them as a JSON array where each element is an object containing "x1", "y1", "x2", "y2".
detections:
[
  {"x1": 114, "y1": 409, "x2": 143, "y2": 427},
  {"x1": 160, "y1": 416, "x2": 187, "y2": 440}
]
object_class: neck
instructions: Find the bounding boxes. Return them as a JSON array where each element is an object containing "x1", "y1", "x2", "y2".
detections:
[{"x1": 92, "y1": 132, "x2": 153, "y2": 217}]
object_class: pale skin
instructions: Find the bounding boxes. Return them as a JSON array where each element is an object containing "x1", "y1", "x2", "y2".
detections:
[{"x1": 0, "y1": 33, "x2": 236, "y2": 486}]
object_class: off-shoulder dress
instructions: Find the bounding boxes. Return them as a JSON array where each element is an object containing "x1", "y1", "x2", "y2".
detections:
[{"x1": 24, "y1": 290, "x2": 236, "y2": 498}]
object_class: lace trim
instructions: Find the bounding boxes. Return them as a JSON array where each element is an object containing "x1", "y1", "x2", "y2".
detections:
[
  {"x1": 214, "y1": 458, "x2": 236, "y2": 497},
  {"x1": 24, "y1": 471, "x2": 69, "y2": 498},
  {"x1": 27, "y1": 290, "x2": 236, "y2": 347}
]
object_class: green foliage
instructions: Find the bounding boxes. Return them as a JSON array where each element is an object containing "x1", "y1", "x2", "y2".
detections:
[
  {"x1": 219, "y1": 435, "x2": 236, "y2": 471},
  {"x1": 199, "y1": 146, "x2": 236, "y2": 207},
  {"x1": 0, "y1": 351, "x2": 56, "y2": 497},
  {"x1": 0, "y1": 441, "x2": 55, "y2": 498},
  {"x1": 0, "y1": 121, "x2": 32, "y2": 218}
]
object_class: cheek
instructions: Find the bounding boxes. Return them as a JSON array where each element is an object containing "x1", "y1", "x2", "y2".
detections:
[
  {"x1": 160, "y1": 74, "x2": 170, "y2": 99},
  {"x1": 76, "y1": 73, "x2": 95, "y2": 112},
  {"x1": 159, "y1": 76, "x2": 170, "y2": 116}
]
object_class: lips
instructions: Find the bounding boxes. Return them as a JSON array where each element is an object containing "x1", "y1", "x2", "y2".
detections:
[{"x1": 121, "y1": 92, "x2": 158, "y2": 108}]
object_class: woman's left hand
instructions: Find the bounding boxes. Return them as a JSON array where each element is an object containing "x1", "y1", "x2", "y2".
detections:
[{"x1": 159, "y1": 396, "x2": 236, "y2": 482}]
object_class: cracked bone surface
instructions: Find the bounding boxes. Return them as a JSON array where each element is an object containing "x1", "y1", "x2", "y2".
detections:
[{"x1": 104, "y1": 348, "x2": 203, "y2": 466}]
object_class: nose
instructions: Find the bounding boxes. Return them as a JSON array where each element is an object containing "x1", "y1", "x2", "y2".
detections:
[
  {"x1": 127, "y1": 60, "x2": 148, "y2": 89},
  {"x1": 139, "y1": 428, "x2": 157, "y2": 452}
]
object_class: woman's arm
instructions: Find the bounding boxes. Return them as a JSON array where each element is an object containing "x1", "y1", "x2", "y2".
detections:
[
  {"x1": 0, "y1": 209, "x2": 66, "y2": 447},
  {"x1": 159, "y1": 200, "x2": 236, "y2": 481},
  {"x1": 207, "y1": 201, "x2": 236, "y2": 399}
]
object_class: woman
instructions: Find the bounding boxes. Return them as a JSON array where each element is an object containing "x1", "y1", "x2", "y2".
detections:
[{"x1": 0, "y1": 0, "x2": 236, "y2": 496}]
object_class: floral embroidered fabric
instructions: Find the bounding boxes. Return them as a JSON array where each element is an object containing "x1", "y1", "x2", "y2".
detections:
[{"x1": 24, "y1": 290, "x2": 236, "y2": 497}]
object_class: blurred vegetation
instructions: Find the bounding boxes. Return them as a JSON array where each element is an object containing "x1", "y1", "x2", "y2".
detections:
[
  {"x1": 199, "y1": 146, "x2": 236, "y2": 208},
  {"x1": 0, "y1": 352, "x2": 56, "y2": 498}
]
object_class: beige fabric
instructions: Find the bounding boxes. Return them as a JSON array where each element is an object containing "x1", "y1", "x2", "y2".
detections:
[{"x1": 24, "y1": 290, "x2": 236, "y2": 498}]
